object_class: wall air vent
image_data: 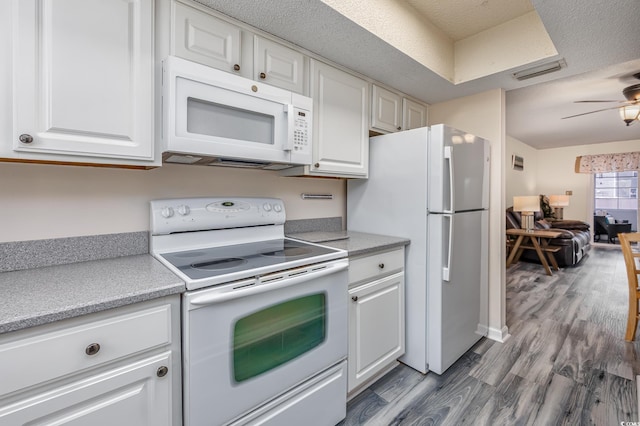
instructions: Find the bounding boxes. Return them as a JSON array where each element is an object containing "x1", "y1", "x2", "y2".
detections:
[{"x1": 513, "y1": 59, "x2": 566, "y2": 81}]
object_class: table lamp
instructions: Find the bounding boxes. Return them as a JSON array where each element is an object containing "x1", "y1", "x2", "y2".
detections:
[
  {"x1": 549, "y1": 194, "x2": 570, "y2": 219},
  {"x1": 513, "y1": 196, "x2": 540, "y2": 232}
]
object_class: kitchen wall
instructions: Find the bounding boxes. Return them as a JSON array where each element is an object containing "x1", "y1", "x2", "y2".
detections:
[
  {"x1": 534, "y1": 138, "x2": 640, "y2": 226},
  {"x1": 505, "y1": 135, "x2": 539, "y2": 204},
  {"x1": 0, "y1": 162, "x2": 345, "y2": 243},
  {"x1": 429, "y1": 88, "x2": 508, "y2": 342}
]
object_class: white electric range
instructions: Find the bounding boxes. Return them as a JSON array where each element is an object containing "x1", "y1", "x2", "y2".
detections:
[{"x1": 150, "y1": 197, "x2": 349, "y2": 426}]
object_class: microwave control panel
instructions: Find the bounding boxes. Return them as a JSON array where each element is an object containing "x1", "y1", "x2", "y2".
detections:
[{"x1": 293, "y1": 108, "x2": 311, "y2": 155}]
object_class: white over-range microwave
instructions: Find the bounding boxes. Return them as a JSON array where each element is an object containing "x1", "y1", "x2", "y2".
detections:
[{"x1": 162, "y1": 56, "x2": 312, "y2": 169}]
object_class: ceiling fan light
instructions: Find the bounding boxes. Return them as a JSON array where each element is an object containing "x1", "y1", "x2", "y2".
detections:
[{"x1": 619, "y1": 105, "x2": 640, "y2": 126}]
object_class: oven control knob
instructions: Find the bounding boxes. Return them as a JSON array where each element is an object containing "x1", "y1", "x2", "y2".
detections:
[
  {"x1": 177, "y1": 205, "x2": 190, "y2": 216},
  {"x1": 273, "y1": 204, "x2": 282, "y2": 213},
  {"x1": 263, "y1": 203, "x2": 272, "y2": 212},
  {"x1": 161, "y1": 207, "x2": 174, "y2": 218}
]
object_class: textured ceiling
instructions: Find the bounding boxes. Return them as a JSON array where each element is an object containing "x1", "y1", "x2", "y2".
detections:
[
  {"x1": 404, "y1": 0, "x2": 535, "y2": 41},
  {"x1": 194, "y1": 0, "x2": 640, "y2": 149}
]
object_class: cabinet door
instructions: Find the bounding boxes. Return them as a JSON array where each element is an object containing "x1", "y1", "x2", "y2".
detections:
[
  {"x1": 348, "y1": 272, "x2": 405, "y2": 392},
  {"x1": 254, "y1": 36, "x2": 306, "y2": 94},
  {"x1": 371, "y1": 85, "x2": 402, "y2": 133},
  {"x1": 403, "y1": 98, "x2": 428, "y2": 130},
  {"x1": 12, "y1": 0, "x2": 154, "y2": 162},
  {"x1": 0, "y1": 352, "x2": 174, "y2": 426},
  {"x1": 173, "y1": 1, "x2": 247, "y2": 75},
  {"x1": 310, "y1": 60, "x2": 369, "y2": 177}
]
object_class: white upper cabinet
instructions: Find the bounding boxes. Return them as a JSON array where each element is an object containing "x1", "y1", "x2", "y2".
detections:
[
  {"x1": 254, "y1": 36, "x2": 306, "y2": 94},
  {"x1": 171, "y1": 1, "x2": 307, "y2": 94},
  {"x1": 371, "y1": 85, "x2": 402, "y2": 133},
  {"x1": 173, "y1": 1, "x2": 247, "y2": 77},
  {"x1": 8, "y1": 0, "x2": 156, "y2": 166},
  {"x1": 403, "y1": 98, "x2": 428, "y2": 130},
  {"x1": 371, "y1": 84, "x2": 428, "y2": 134},
  {"x1": 306, "y1": 60, "x2": 369, "y2": 178}
]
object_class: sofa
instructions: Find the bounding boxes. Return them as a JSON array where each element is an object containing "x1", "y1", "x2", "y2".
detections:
[{"x1": 506, "y1": 207, "x2": 591, "y2": 266}]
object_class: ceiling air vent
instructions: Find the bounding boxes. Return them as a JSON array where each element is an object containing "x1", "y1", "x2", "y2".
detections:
[{"x1": 513, "y1": 59, "x2": 566, "y2": 81}]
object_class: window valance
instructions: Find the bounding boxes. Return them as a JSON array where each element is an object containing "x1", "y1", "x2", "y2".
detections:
[{"x1": 574, "y1": 151, "x2": 640, "y2": 173}]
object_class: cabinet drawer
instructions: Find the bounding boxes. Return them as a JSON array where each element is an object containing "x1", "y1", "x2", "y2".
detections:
[
  {"x1": 349, "y1": 248, "x2": 404, "y2": 285},
  {"x1": 0, "y1": 304, "x2": 172, "y2": 396}
]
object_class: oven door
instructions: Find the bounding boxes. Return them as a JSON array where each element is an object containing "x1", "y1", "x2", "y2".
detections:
[
  {"x1": 182, "y1": 258, "x2": 348, "y2": 426},
  {"x1": 164, "y1": 56, "x2": 310, "y2": 165}
]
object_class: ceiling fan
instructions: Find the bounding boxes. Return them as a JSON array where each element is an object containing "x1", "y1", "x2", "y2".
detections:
[{"x1": 562, "y1": 72, "x2": 640, "y2": 126}]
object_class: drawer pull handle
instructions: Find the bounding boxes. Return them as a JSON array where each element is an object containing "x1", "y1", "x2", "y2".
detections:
[
  {"x1": 351, "y1": 296, "x2": 358, "y2": 302},
  {"x1": 157, "y1": 366, "x2": 169, "y2": 378},
  {"x1": 379, "y1": 263, "x2": 385, "y2": 269},
  {"x1": 233, "y1": 64, "x2": 240, "y2": 71},
  {"x1": 85, "y1": 343, "x2": 101, "y2": 356},
  {"x1": 259, "y1": 72, "x2": 266, "y2": 79}
]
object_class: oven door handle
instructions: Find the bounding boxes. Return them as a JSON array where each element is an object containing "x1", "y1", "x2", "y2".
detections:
[{"x1": 188, "y1": 259, "x2": 349, "y2": 306}]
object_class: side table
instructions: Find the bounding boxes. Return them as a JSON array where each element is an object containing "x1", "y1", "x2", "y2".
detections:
[{"x1": 506, "y1": 228, "x2": 563, "y2": 276}]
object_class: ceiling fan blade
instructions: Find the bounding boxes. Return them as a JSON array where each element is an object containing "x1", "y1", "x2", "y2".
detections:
[
  {"x1": 561, "y1": 105, "x2": 624, "y2": 119},
  {"x1": 574, "y1": 100, "x2": 626, "y2": 103}
]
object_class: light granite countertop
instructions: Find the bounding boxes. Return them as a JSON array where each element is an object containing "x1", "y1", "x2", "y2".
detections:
[
  {"x1": 0, "y1": 226, "x2": 407, "y2": 336},
  {"x1": 0, "y1": 255, "x2": 185, "y2": 335},
  {"x1": 288, "y1": 230, "x2": 409, "y2": 257}
]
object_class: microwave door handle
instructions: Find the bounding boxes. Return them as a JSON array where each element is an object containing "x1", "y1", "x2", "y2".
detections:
[{"x1": 284, "y1": 104, "x2": 294, "y2": 151}]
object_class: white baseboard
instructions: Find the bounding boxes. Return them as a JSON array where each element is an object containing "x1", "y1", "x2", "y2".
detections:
[{"x1": 486, "y1": 325, "x2": 511, "y2": 343}]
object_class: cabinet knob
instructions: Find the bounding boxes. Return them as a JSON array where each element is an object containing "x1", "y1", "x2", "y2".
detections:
[
  {"x1": 351, "y1": 296, "x2": 358, "y2": 302},
  {"x1": 259, "y1": 72, "x2": 266, "y2": 79},
  {"x1": 19, "y1": 134, "x2": 33, "y2": 144},
  {"x1": 233, "y1": 64, "x2": 240, "y2": 71},
  {"x1": 157, "y1": 366, "x2": 169, "y2": 378},
  {"x1": 85, "y1": 343, "x2": 101, "y2": 356},
  {"x1": 314, "y1": 163, "x2": 320, "y2": 168},
  {"x1": 397, "y1": 126, "x2": 402, "y2": 131},
  {"x1": 378, "y1": 263, "x2": 385, "y2": 269}
]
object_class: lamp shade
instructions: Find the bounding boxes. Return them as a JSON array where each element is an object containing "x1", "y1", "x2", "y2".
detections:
[
  {"x1": 549, "y1": 194, "x2": 570, "y2": 207},
  {"x1": 513, "y1": 195, "x2": 539, "y2": 213}
]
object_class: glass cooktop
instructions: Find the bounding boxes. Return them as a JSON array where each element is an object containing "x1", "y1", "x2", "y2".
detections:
[{"x1": 160, "y1": 238, "x2": 339, "y2": 281}]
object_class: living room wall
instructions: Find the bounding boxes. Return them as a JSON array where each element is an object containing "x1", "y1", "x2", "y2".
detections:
[
  {"x1": 505, "y1": 135, "x2": 539, "y2": 207},
  {"x1": 534, "y1": 138, "x2": 640, "y2": 227}
]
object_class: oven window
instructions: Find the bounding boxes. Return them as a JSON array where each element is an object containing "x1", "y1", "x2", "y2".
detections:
[
  {"x1": 187, "y1": 97, "x2": 275, "y2": 145},
  {"x1": 233, "y1": 293, "x2": 326, "y2": 383}
]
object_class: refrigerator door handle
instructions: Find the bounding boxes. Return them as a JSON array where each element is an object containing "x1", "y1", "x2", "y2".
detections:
[
  {"x1": 443, "y1": 213, "x2": 453, "y2": 282},
  {"x1": 444, "y1": 146, "x2": 454, "y2": 213}
]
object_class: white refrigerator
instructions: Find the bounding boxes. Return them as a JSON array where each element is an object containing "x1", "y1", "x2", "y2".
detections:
[{"x1": 347, "y1": 124, "x2": 490, "y2": 375}]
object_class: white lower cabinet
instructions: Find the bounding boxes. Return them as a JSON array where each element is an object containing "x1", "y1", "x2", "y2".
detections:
[
  {"x1": 348, "y1": 248, "x2": 405, "y2": 394},
  {"x1": 0, "y1": 296, "x2": 181, "y2": 426},
  {"x1": 0, "y1": 352, "x2": 173, "y2": 426}
]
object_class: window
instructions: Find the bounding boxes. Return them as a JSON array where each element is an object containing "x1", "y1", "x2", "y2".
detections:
[{"x1": 594, "y1": 171, "x2": 638, "y2": 210}]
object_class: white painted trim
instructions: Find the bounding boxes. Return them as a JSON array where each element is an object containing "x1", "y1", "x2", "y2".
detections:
[{"x1": 486, "y1": 325, "x2": 511, "y2": 343}]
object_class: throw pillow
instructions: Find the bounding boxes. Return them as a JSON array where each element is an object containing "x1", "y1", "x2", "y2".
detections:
[
  {"x1": 539, "y1": 195, "x2": 556, "y2": 219},
  {"x1": 605, "y1": 215, "x2": 615, "y2": 224}
]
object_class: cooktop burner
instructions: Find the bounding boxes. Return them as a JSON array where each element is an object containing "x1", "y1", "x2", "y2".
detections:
[
  {"x1": 192, "y1": 258, "x2": 248, "y2": 270},
  {"x1": 159, "y1": 238, "x2": 338, "y2": 281},
  {"x1": 261, "y1": 247, "x2": 314, "y2": 257}
]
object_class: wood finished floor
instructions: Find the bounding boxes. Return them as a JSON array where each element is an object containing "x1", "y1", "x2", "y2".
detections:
[{"x1": 341, "y1": 245, "x2": 640, "y2": 425}]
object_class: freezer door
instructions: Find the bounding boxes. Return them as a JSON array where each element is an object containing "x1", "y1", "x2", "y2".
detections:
[
  {"x1": 428, "y1": 124, "x2": 490, "y2": 213},
  {"x1": 427, "y1": 210, "x2": 487, "y2": 374}
]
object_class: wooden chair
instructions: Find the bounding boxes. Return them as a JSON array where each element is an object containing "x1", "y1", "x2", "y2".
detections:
[{"x1": 619, "y1": 232, "x2": 640, "y2": 341}]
